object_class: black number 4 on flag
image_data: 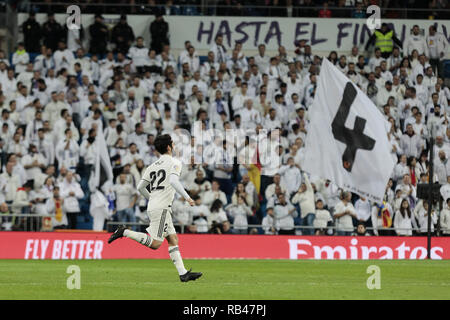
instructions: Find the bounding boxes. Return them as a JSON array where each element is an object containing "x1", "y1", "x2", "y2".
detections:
[{"x1": 331, "y1": 82, "x2": 376, "y2": 172}]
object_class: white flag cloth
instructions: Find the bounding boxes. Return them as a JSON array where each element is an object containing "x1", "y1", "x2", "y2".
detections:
[
  {"x1": 303, "y1": 58, "x2": 395, "y2": 203},
  {"x1": 88, "y1": 130, "x2": 114, "y2": 193}
]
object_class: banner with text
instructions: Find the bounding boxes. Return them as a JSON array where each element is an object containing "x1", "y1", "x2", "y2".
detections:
[
  {"x1": 0, "y1": 232, "x2": 448, "y2": 260},
  {"x1": 18, "y1": 14, "x2": 450, "y2": 53}
]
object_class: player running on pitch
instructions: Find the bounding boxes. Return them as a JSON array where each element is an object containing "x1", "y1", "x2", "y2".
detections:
[{"x1": 108, "y1": 134, "x2": 202, "y2": 282}]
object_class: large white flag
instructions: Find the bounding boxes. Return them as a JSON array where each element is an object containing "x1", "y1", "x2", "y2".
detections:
[{"x1": 303, "y1": 58, "x2": 395, "y2": 203}]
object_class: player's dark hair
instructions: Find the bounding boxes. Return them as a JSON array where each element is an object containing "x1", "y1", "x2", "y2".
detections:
[{"x1": 154, "y1": 134, "x2": 172, "y2": 154}]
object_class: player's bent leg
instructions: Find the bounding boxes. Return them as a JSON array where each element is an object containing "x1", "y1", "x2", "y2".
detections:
[
  {"x1": 166, "y1": 233, "x2": 203, "y2": 282},
  {"x1": 143, "y1": 209, "x2": 168, "y2": 250},
  {"x1": 108, "y1": 225, "x2": 126, "y2": 244},
  {"x1": 149, "y1": 239, "x2": 163, "y2": 250},
  {"x1": 123, "y1": 229, "x2": 153, "y2": 247},
  {"x1": 166, "y1": 233, "x2": 179, "y2": 246},
  {"x1": 108, "y1": 225, "x2": 158, "y2": 250},
  {"x1": 166, "y1": 233, "x2": 185, "y2": 275}
]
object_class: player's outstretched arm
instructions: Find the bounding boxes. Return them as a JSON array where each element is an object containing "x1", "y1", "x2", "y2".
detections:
[
  {"x1": 169, "y1": 174, "x2": 194, "y2": 206},
  {"x1": 137, "y1": 179, "x2": 151, "y2": 200}
]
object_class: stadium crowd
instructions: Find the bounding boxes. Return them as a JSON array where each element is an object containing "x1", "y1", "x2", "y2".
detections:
[
  {"x1": 14, "y1": 0, "x2": 450, "y2": 20},
  {"x1": 0, "y1": 10, "x2": 450, "y2": 237}
]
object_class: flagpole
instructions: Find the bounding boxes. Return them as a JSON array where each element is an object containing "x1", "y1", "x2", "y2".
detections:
[{"x1": 427, "y1": 135, "x2": 434, "y2": 259}]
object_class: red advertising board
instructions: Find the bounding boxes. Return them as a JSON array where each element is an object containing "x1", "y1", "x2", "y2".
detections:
[{"x1": 0, "y1": 232, "x2": 449, "y2": 260}]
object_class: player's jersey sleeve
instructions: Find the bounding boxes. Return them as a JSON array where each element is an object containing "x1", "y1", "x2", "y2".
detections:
[
  {"x1": 141, "y1": 165, "x2": 152, "y2": 183},
  {"x1": 171, "y1": 158, "x2": 182, "y2": 176}
]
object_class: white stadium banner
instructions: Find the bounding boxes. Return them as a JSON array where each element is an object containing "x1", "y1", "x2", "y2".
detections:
[
  {"x1": 303, "y1": 58, "x2": 395, "y2": 203},
  {"x1": 18, "y1": 14, "x2": 450, "y2": 54}
]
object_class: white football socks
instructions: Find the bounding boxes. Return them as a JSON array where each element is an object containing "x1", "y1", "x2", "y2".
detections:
[
  {"x1": 124, "y1": 229, "x2": 153, "y2": 248},
  {"x1": 123, "y1": 230, "x2": 187, "y2": 275},
  {"x1": 169, "y1": 246, "x2": 188, "y2": 275}
]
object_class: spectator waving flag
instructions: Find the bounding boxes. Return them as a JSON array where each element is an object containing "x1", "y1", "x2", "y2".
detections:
[{"x1": 303, "y1": 58, "x2": 395, "y2": 203}]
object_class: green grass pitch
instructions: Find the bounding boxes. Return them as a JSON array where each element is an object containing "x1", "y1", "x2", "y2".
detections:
[{"x1": 0, "y1": 259, "x2": 449, "y2": 300}]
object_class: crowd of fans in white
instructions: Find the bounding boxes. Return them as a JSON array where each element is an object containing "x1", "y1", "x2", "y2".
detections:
[{"x1": 1, "y1": 15, "x2": 450, "y2": 236}]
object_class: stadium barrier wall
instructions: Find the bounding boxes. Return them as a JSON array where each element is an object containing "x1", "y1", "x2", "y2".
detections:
[
  {"x1": 17, "y1": 14, "x2": 450, "y2": 54},
  {"x1": 1, "y1": 231, "x2": 449, "y2": 260}
]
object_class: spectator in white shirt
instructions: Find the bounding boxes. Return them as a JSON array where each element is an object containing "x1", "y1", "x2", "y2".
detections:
[
  {"x1": 17, "y1": 63, "x2": 34, "y2": 91},
  {"x1": 416, "y1": 201, "x2": 438, "y2": 235},
  {"x1": 202, "y1": 179, "x2": 228, "y2": 208},
  {"x1": 12, "y1": 179, "x2": 34, "y2": 215},
  {"x1": 264, "y1": 108, "x2": 282, "y2": 131},
  {"x1": 254, "y1": 44, "x2": 270, "y2": 73},
  {"x1": 334, "y1": 191, "x2": 357, "y2": 236},
  {"x1": 403, "y1": 25, "x2": 428, "y2": 57},
  {"x1": 434, "y1": 150, "x2": 450, "y2": 184},
  {"x1": 239, "y1": 99, "x2": 262, "y2": 130},
  {"x1": 187, "y1": 169, "x2": 211, "y2": 200},
  {"x1": 12, "y1": 42, "x2": 30, "y2": 75},
  {"x1": 394, "y1": 198, "x2": 418, "y2": 236},
  {"x1": 80, "y1": 109, "x2": 103, "y2": 139},
  {"x1": 354, "y1": 196, "x2": 373, "y2": 232},
  {"x1": 6, "y1": 132, "x2": 28, "y2": 160},
  {"x1": 440, "y1": 198, "x2": 450, "y2": 236},
  {"x1": 59, "y1": 171, "x2": 84, "y2": 229},
  {"x1": 226, "y1": 195, "x2": 253, "y2": 234},
  {"x1": 55, "y1": 129, "x2": 80, "y2": 170},
  {"x1": 207, "y1": 199, "x2": 229, "y2": 232},
  {"x1": 80, "y1": 128, "x2": 98, "y2": 166},
  {"x1": 210, "y1": 35, "x2": 227, "y2": 64},
  {"x1": 231, "y1": 182, "x2": 254, "y2": 209},
  {"x1": 0, "y1": 161, "x2": 22, "y2": 206},
  {"x1": 180, "y1": 45, "x2": 200, "y2": 73},
  {"x1": 396, "y1": 173, "x2": 417, "y2": 211},
  {"x1": 376, "y1": 81, "x2": 395, "y2": 109},
  {"x1": 264, "y1": 173, "x2": 287, "y2": 202},
  {"x1": 45, "y1": 186, "x2": 68, "y2": 229},
  {"x1": 232, "y1": 83, "x2": 251, "y2": 115},
  {"x1": 128, "y1": 37, "x2": 149, "y2": 74},
  {"x1": 291, "y1": 173, "x2": 315, "y2": 235},
  {"x1": 313, "y1": 199, "x2": 333, "y2": 235},
  {"x1": 172, "y1": 196, "x2": 192, "y2": 232},
  {"x1": 271, "y1": 192, "x2": 297, "y2": 235},
  {"x1": 200, "y1": 51, "x2": 219, "y2": 79},
  {"x1": 2, "y1": 69, "x2": 17, "y2": 99},
  {"x1": 189, "y1": 195, "x2": 211, "y2": 234},
  {"x1": 412, "y1": 54, "x2": 431, "y2": 84},
  {"x1": 15, "y1": 85, "x2": 34, "y2": 115},
  {"x1": 393, "y1": 154, "x2": 409, "y2": 184},
  {"x1": 262, "y1": 210, "x2": 276, "y2": 235},
  {"x1": 113, "y1": 173, "x2": 138, "y2": 230},
  {"x1": 400, "y1": 124, "x2": 423, "y2": 159},
  {"x1": 426, "y1": 25, "x2": 449, "y2": 78},
  {"x1": 208, "y1": 90, "x2": 229, "y2": 128},
  {"x1": 21, "y1": 144, "x2": 47, "y2": 182},
  {"x1": 53, "y1": 41, "x2": 74, "y2": 72},
  {"x1": 278, "y1": 157, "x2": 302, "y2": 197},
  {"x1": 368, "y1": 48, "x2": 385, "y2": 72}
]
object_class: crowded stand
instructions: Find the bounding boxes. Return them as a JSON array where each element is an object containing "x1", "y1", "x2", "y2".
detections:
[{"x1": 0, "y1": 1, "x2": 449, "y2": 237}]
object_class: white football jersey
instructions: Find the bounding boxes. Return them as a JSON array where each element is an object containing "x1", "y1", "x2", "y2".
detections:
[{"x1": 141, "y1": 154, "x2": 182, "y2": 211}]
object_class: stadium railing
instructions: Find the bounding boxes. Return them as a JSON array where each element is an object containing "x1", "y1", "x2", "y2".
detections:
[
  {"x1": 105, "y1": 221, "x2": 441, "y2": 236},
  {"x1": 16, "y1": 2, "x2": 450, "y2": 20},
  {"x1": 0, "y1": 213, "x2": 442, "y2": 236}
]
